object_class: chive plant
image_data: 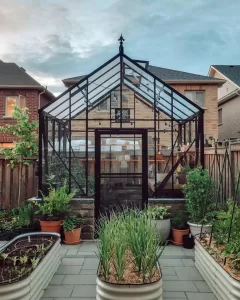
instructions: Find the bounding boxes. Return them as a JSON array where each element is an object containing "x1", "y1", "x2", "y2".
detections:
[{"x1": 97, "y1": 209, "x2": 166, "y2": 284}]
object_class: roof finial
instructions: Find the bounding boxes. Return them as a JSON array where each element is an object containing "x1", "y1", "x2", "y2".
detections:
[{"x1": 118, "y1": 34, "x2": 124, "y2": 54}]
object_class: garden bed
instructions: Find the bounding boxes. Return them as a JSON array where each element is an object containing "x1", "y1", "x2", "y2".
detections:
[
  {"x1": 195, "y1": 238, "x2": 240, "y2": 300},
  {"x1": 0, "y1": 232, "x2": 61, "y2": 300}
]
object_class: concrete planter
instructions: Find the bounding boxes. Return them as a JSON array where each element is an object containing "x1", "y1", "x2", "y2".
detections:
[
  {"x1": 0, "y1": 232, "x2": 61, "y2": 300},
  {"x1": 151, "y1": 219, "x2": 171, "y2": 242},
  {"x1": 96, "y1": 272, "x2": 163, "y2": 300},
  {"x1": 195, "y1": 239, "x2": 240, "y2": 300},
  {"x1": 187, "y1": 221, "x2": 212, "y2": 236}
]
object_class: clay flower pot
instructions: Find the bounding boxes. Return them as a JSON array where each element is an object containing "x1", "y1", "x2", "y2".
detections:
[
  {"x1": 40, "y1": 220, "x2": 62, "y2": 233},
  {"x1": 64, "y1": 228, "x2": 81, "y2": 245},
  {"x1": 172, "y1": 227, "x2": 189, "y2": 245}
]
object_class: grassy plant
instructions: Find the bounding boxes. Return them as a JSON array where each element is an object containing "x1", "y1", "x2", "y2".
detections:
[{"x1": 97, "y1": 209, "x2": 166, "y2": 284}]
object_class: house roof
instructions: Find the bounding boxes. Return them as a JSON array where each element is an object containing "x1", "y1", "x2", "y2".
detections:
[
  {"x1": 211, "y1": 65, "x2": 240, "y2": 87},
  {"x1": 0, "y1": 60, "x2": 55, "y2": 100},
  {"x1": 62, "y1": 62, "x2": 224, "y2": 87}
]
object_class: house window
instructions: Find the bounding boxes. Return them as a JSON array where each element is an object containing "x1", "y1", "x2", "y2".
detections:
[
  {"x1": 97, "y1": 91, "x2": 129, "y2": 111},
  {"x1": 218, "y1": 108, "x2": 223, "y2": 125},
  {"x1": 184, "y1": 91, "x2": 205, "y2": 107},
  {"x1": 5, "y1": 95, "x2": 26, "y2": 117}
]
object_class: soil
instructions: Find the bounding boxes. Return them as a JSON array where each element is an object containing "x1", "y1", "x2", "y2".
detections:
[
  {"x1": 197, "y1": 235, "x2": 240, "y2": 281},
  {"x1": 98, "y1": 250, "x2": 161, "y2": 285},
  {"x1": 0, "y1": 234, "x2": 58, "y2": 285}
]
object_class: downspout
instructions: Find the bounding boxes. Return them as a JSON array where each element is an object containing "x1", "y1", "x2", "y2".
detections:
[{"x1": 38, "y1": 86, "x2": 47, "y2": 109}]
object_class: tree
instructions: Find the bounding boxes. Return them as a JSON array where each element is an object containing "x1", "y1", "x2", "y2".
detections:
[{"x1": 0, "y1": 107, "x2": 38, "y2": 205}]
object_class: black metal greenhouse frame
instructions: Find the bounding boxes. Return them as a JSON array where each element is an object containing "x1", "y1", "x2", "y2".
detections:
[{"x1": 38, "y1": 35, "x2": 205, "y2": 208}]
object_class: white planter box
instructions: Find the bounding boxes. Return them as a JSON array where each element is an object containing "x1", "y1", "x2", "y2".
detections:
[
  {"x1": 96, "y1": 276, "x2": 162, "y2": 300},
  {"x1": 187, "y1": 222, "x2": 212, "y2": 236},
  {"x1": 195, "y1": 239, "x2": 240, "y2": 300},
  {"x1": 0, "y1": 233, "x2": 61, "y2": 300}
]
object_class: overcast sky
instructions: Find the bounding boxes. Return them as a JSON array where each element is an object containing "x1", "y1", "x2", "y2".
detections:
[{"x1": 0, "y1": 0, "x2": 239, "y2": 96}]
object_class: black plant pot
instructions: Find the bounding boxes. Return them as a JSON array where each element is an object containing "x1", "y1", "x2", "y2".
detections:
[{"x1": 183, "y1": 234, "x2": 194, "y2": 249}]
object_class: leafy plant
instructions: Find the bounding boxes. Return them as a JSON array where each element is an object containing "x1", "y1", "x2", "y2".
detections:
[
  {"x1": 183, "y1": 167, "x2": 215, "y2": 224},
  {"x1": 171, "y1": 210, "x2": 189, "y2": 230},
  {"x1": 178, "y1": 165, "x2": 191, "y2": 175},
  {"x1": 35, "y1": 181, "x2": 76, "y2": 220},
  {"x1": 62, "y1": 215, "x2": 83, "y2": 232},
  {"x1": 11, "y1": 203, "x2": 34, "y2": 228},
  {"x1": 147, "y1": 205, "x2": 171, "y2": 220},
  {"x1": 0, "y1": 107, "x2": 38, "y2": 205}
]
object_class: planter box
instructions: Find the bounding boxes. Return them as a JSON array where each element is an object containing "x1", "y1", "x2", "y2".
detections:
[
  {"x1": 195, "y1": 239, "x2": 240, "y2": 300},
  {"x1": 96, "y1": 276, "x2": 162, "y2": 300},
  {"x1": 0, "y1": 232, "x2": 61, "y2": 300}
]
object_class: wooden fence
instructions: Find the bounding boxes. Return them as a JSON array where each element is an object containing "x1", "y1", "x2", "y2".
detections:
[
  {"x1": 0, "y1": 156, "x2": 38, "y2": 207},
  {"x1": 205, "y1": 144, "x2": 240, "y2": 203},
  {"x1": 1, "y1": 144, "x2": 240, "y2": 207}
]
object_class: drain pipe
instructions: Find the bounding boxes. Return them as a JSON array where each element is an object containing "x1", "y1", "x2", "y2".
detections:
[{"x1": 39, "y1": 86, "x2": 47, "y2": 109}]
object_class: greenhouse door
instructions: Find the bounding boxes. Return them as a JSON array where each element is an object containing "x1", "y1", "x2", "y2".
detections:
[{"x1": 95, "y1": 129, "x2": 148, "y2": 219}]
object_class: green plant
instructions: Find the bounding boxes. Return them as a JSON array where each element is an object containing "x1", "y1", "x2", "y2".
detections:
[
  {"x1": 178, "y1": 165, "x2": 191, "y2": 175},
  {"x1": 97, "y1": 210, "x2": 166, "y2": 284},
  {"x1": 0, "y1": 107, "x2": 38, "y2": 205},
  {"x1": 11, "y1": 203, "x2": 34, "y2": 228},
  {"x1": 62, "y1": 215, "x2": 83, "y2": 232},
  {"x1": 183, "y1": 167, "x2": 215, "y2": 224},
  {"x1": 171, "y1": 210, "x2": 189, "y2": 230},
  {"x1": 147, "y1": 206, "x2": 171, "y2": 220},
  {"x1": 35, "y1": 182, "x2": 76, "y2": 221}
]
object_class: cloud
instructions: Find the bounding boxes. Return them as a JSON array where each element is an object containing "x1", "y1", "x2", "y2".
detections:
[{"x1": 0, "y1": 0, "x2": 240, "y2": 95}]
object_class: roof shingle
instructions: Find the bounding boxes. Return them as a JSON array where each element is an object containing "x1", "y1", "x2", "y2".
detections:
[{"x1": 212, "y1": 65, "x2": 240, "y2": 87}]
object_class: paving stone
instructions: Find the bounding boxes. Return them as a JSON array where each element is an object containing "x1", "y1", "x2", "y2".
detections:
[
  {"x1": 66, "y1": 249, "x2": 79, "y2": 256},
  {"x1": 174, "y1": 267, "x2": 204, "y2": 281},
  {"x1": 163, "y1": 280, "x2": 198, "y2": 292},
  {"x1": 80, "y1": 269, "x2": 97, "y2": 275},
  {"x1": 76, "y1": 251, "x2": 97, "y2": 257},
  {"x1": 63, "y1": 274, "x2": 97, "y2": 285},
  {"x1": 161, "y1": 267, "x2": 176, "y2": 276},
  {"x1": 163, "y1": 291, "x2": 187, "y2": 298},
  {"x1": 49, "y1": 274, "x2": 65, "y2": 285},
  {"x1": 186, "y1": 292, "x2": 217, "y2": 300},
  {"x1": 40, "y1": 298, "x2": 53, "y2": 300},
  {"x1": 82, "y1": 258, "x2": 99, "y2": 269},
  {"x1": 183, "y1": 248, "x2": 194, "y2": 256},
  {"x1": 61, "y1": 258, "x2": 84, "y2": 265},
  {"x1": 194, "y1": 281, "x2": 212, "y2": 292},
  {"x1": 56, "y1": 265, "x2": 82, "y2": 275},
  {"x1": 162, "y1": 275, "x2": 179, "y2": 281},
  {"x1": 181, "y1": 259, "x2": 195, "y2": 266},
  {"x1": 54, "y1": 298, "x2": 96, "y2": 300},
  {"x1": 159, "y1": 258, "x2": 184, "y2": 267},
  {"x1": 42, "y1": 285, "x2": 74, "y2": 298},
  {"x1": 72, "y1": 284, "x2": 97, "y2": 297}
]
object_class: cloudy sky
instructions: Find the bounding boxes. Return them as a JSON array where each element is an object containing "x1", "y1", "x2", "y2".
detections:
[{"x1": 0, "y1": 0, "x2": 239, "y2": 95}]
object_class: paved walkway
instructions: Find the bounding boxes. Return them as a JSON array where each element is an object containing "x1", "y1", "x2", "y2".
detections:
[{"x1": 38, "y1": 242, "x2": 216, "y2": 300}]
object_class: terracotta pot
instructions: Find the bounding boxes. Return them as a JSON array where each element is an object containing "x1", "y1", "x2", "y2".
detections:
[
  {"x1": 178, "y1": 173, "x2": 187, "y2": 184},
  {"x1": 40, "y1": 220, "x2": 62, "y2": 233},
  {"x1": 64, "y1": 228, "x2": 81, "y2": 245},
  {"x1": 172, "y1": 227, "x2": 189, "y2": 245}
]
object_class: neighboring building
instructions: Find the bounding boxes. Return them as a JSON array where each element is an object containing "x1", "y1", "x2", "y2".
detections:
[
  {"x1": 0, "y1": 60, "x2": 55, "y2": 148},
  {"x1": 63, "y1": 63, "x2": 225, "y2": 142},
  {"x1": 209, "y1": 65, "x2": 240, "y2": 141}
]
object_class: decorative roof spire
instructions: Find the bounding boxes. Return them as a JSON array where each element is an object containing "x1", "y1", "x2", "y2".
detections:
[{"x1": 118, "y1": 34, "x2": 124, "y2": 54}]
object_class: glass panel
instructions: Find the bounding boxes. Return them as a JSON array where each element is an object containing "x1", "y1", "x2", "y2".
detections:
[
  {"x1": 6, "y1": 97, "x2": 17, "y2": 116},
  {"x1": 19, "y1": 95, "x2": 26, "y2": 109},
  {"x1": 99, "y1": 134, "x2": 143, "y2": 214}
]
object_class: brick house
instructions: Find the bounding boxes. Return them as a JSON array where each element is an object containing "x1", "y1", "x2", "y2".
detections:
[
  {"x1": 63, "y1": 63, "x2": 225, "y2": 143},
  {"x1": 0, "y1": 60, "x2": 54, "y2": 148},
  {"x1": 208, "y1": 65, "x2": 240, "y2": 141}
]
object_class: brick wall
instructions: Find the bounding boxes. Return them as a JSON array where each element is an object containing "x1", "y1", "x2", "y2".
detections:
[{"x1": 0, "y1": 89, "x2": 51, "y2": 143}]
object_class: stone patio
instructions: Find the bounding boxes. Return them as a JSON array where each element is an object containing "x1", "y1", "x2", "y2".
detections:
[{"x1": 37, "y1": 241, "x2": 216, "y2": 300}]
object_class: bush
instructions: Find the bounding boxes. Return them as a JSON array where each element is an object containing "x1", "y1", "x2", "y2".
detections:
[{"x1": 183, "y1": 167, "x2": 215, "y2": 224}]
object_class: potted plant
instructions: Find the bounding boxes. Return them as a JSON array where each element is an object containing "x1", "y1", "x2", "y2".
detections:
[
  {"x1": 62, "y1": 215, "x2": 83, "y2": 245},
  {"x1": 183, "y1": 167, "x2": 215, "y2": 236},
  {"x1": 96, "y1": 210, "x2": 165, "y2": 300},
  {"x1": 177, "y1": 165, "x2": 191, "y2": 184},
  {"x1": 34, "y1": 182, "x2": 76, "y2": 233},
  {"x1": 171, "y1": 210, "x2": 189, "y2": 245},
  {"x1": 147, "y1": 206, "x2": 171, "y2": 242}
]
